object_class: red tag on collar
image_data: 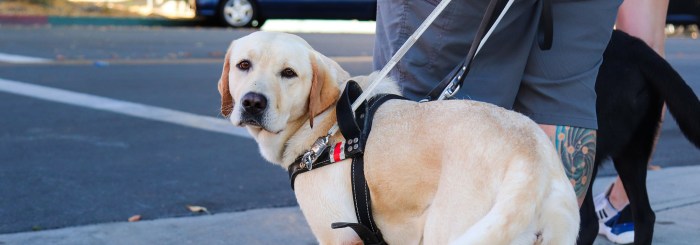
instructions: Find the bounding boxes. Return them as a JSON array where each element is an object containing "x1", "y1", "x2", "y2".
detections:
[{"x1": 330, "y1": 141, "x2": 346, "y2": 163}]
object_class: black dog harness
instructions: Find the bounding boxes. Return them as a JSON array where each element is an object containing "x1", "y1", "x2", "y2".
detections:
[{"x1": 288, "y1": 81, "x2": 407, "y2": 245}]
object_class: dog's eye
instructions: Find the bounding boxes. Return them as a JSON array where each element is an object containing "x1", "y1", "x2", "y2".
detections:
[
  {"x1": 237, "y1": 60, "x2": 251, "y2": 71},
  {"x1": 281, "y1": 68, "x2": 297, "y2": 78}
]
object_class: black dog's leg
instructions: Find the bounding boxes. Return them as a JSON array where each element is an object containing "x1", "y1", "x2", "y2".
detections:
[
  {"x1": 578, "y1": 162, "x2": 601, "y2": 245},
  {"x1": 613, "y1": 154, "x2": 655, "y2": 245},
  {"x1": 611, "y1": 101, "x2": 661, "y2": 245}
]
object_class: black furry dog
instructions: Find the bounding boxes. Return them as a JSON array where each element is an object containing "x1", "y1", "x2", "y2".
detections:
[{"x1": 577, "y1": 30, "x2": 700, "y2": 244}]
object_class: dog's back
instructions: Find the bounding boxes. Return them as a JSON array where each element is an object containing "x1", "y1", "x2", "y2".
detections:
[{"x1": 364, "y1": 99, "x2": 579, "y2": 244}]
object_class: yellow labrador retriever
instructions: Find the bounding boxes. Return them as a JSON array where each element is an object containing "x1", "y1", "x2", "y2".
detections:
[{"x1": 217, "y1": 31, "x2": 579, "y2": 245}]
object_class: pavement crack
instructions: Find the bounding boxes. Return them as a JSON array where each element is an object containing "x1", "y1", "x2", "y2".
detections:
[{"x1": 656, "y1": 199, "x2": 700, "y2": 213}]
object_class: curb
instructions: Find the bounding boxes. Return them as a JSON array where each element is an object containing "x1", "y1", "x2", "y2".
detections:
[
  {"x1": 0, "y1": 15, "x2": 201, "y2": 27},
  {"x1": 0, "y1": 207, "x2": 315, "y2": 245},
  {"x1": 0, "y1": 15, "x2": 48, "y2": 25}
]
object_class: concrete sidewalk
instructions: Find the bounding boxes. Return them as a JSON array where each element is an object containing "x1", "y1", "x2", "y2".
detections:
[{"x1": 1, "y1": 165, "x2": 698, "y2": 245}]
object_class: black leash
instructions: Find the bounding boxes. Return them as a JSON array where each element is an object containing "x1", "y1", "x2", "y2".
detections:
[{"x1": 424, "y1": 0, "x2": 553, "y2": 101}]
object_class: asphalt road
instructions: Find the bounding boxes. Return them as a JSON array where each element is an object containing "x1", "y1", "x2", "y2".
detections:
[{"x1": 0, "y1": 26, "x2": 698, "y2": 234}]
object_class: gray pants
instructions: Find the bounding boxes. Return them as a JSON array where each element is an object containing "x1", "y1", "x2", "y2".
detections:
[{"x1": 373, "y1": 0, "x2": 622, "y2": 129}]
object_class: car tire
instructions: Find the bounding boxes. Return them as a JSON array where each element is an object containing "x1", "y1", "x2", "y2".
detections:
[{"x1": 217, "y1": 0, "x2": 265, "y2": 28}]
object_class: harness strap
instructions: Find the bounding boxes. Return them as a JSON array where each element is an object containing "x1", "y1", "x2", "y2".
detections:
[
  {"x1": 337, "y1": 81, "x2": 367, "y2": 156},
  {"x1": 328, "y1": 82, "x2": 408, "y2": 245},
  {"x1": 288, "y1": 138, "x2": 365, "y2": 190},
  {"x1": 332, "y1": 222, "x2": 386, "y2": 245},
  {"x1": 288, "y1": 81, "x2": 406, "y2": 244},
  {"x1": 347, "y1": 157, "x2": 381, "y2": 242},
  {"x1": 362, "y1": 94, "x2": 407, "y2": 135},
  {"x1": 288, "y1": 148, "x2": 329, "y2": 190}
]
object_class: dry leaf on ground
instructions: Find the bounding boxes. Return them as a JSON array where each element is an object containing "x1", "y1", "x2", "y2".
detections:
[
  {"x1": 186, "y1": 205, "x2": 210, "y2": 214},
  {"x1": 128, "y1": 215, "x2": 141, "y2": 222}
]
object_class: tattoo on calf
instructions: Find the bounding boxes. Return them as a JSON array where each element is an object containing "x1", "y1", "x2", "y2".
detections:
[{"x1": 554, "y1": 126, "x2": 596, "y2": 199}]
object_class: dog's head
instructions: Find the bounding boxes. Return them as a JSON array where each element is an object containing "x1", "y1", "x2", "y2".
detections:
[{"x1": 218, "y1": 31, "x2": 349, "y2": 136}]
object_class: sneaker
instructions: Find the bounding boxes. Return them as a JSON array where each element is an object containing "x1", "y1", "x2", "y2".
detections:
[
  {"x1": 598, "y1": 205, "x2": 635, "y2": 244},
  {"x1": 594, "y1": 183, "x2": 619, "y2": 223}
]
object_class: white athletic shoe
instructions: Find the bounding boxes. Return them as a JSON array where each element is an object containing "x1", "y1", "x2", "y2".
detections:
[
  {"x1": 594, "y1": 182, "x2": 619, "y2": 223},
  {"x1": 594, "y1": 182, "x2": 635, "y2": 244}
]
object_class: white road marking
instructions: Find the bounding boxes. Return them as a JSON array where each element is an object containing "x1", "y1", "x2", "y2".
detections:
[
  {"x1": 262, "y1": 20, "x2": 376, "y2": 34},
  {"x1": 0, "y1": 77, "x2": 252, "y2": 139},
  {"x1": 0, "y1": 56, "x2": 371, "y2": 66},
  {"x1": 0, "y1": 53, "x2": 52, "y2": 64}
]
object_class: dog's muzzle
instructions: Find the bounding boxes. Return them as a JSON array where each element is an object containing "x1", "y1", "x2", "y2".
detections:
[
  {"x1": 241, "y1": 92, "x2": 267, "y2": 115},
  {"x1": 240, "y1": 92, "x2": 267, "y2": 127}
]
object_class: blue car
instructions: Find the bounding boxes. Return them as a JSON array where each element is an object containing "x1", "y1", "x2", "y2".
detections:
[
  {"x1": 194, "y1": 0, "x2": 377, "y2": 28},
  {"x1": 667, "y1": 0, "x2": 700, "y2": 25}
]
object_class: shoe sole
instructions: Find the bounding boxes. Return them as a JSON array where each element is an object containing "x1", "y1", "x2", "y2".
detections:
[{"x1": 598, "y1": 222, "x2": 634, "y2": 244}]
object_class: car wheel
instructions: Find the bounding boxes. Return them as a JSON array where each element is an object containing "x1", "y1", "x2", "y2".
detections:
[{"x1": 218, "y1": 0, "x2": 265, "y2": 28}]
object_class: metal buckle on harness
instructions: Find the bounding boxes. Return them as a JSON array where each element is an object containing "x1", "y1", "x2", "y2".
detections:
[
  {"x1": 301, "y1": 135, "x2": 330, "y2": 170},
  {"x1": 420, "y1": 65, "x2": 466, "y2": 103},
  {"x1": 442, "y1": 83, "x2": 461, "y2": 100},
  {"x1": 438, "y1": 74, "x2": 463, "y2": 100}
]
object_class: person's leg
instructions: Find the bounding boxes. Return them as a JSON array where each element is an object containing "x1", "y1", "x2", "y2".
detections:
[
  {"x1": 607, "y1": 177, "x2": 628, "y2": 209},
  {"x1": 514, "y1": 0, "x2": 621, "y2": 205},
  {"x1": 617, "y1": 0, "x2": 668, "y2": 56},
  {"x1": 539, "y1": 125, "x2": 596, "y2": 206},
  {"x1": 605, "y1": 0, "x2": 669, "y2": 212}
]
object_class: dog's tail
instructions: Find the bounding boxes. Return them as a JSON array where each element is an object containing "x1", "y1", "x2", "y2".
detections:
[{"x1": 631, "y1": 33, "x2": 700, "y2": 148}]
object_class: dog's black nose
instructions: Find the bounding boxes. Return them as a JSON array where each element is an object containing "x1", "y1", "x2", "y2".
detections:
[{"x1": 241, "y1": 92, "x2": 267, "y2": 115}]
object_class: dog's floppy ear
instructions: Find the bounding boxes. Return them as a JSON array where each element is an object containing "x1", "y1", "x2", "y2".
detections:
[
  {"x1": 218, "y1": 43, "x2": 234, "y2": 117},
  {"x1": 308, "y1": 52, "x2": 344, "y2": 128}
]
